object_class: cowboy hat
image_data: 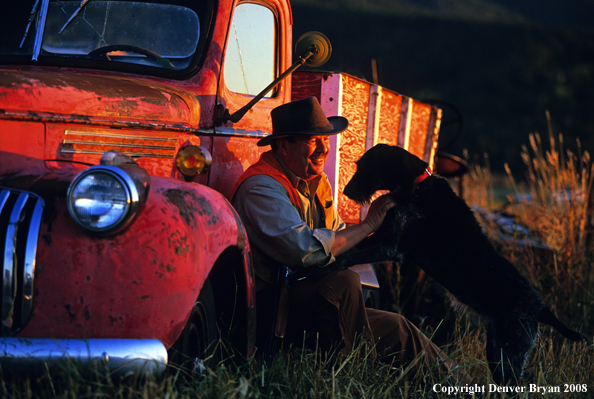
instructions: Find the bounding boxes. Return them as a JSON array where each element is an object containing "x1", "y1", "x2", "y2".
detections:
[{"x1": 257, "y1": 96, "x2": 348, "y2": 147}]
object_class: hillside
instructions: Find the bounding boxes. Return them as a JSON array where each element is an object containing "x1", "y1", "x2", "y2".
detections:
[{"x1": 292, "y1": 0, "x2": 594, "y2": 29}]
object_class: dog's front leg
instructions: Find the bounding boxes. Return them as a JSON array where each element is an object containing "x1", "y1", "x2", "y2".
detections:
[{"x1": 334, "y1": 243, "x2": 395, "y2": 269}]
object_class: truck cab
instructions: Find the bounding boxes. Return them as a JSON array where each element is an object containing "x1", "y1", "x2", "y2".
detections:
[{"x1": 0, "y1": 0, "x2": 440, "y2": 375}]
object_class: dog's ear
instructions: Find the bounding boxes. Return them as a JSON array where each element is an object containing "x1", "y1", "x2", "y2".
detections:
[
  {"x1": 387, "y1": 146, "x2": 429, "y2": 201},
  {"x1": 389, "y1": 146, "x2": 428, "y2": 182}
]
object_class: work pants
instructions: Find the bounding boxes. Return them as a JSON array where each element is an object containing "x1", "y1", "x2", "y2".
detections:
[{"x1": 286, "y1": 269, "x2": 470, "y2": 381}]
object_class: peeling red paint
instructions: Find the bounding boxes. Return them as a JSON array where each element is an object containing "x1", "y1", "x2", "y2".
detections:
[
  {"x1": 0, "y1": 70, "x2": 200, "y2": 128},
  {"x1": 164, "y1": 188, "x2": 220, "y2": 228}
]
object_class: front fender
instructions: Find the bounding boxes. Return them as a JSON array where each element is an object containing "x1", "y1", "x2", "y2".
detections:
[{"x1": 10, "y1": 164, "x2": 252, "y2": 349}]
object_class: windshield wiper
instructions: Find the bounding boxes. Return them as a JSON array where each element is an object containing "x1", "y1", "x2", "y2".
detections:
[
  {"x1": 20, "y1": 0, "x2": 41, "y2": 48},
  {"x1": 59, "y1": 0, "x2": 90, "y2": 34},
  {"x1": 32, "y1": 0, "x2": 50, "y2": 60}
]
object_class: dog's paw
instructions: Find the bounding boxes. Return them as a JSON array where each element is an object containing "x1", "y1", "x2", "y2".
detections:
[{"x1": 385, "y1": 246, "x2": 405, "y2": 263}]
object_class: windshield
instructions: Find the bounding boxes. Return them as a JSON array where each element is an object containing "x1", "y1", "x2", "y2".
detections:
[{"x1": 1, "y1": 0, "x2": 214, "y2": 75}]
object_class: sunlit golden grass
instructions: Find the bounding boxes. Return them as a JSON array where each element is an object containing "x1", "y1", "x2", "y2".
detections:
[{"x1": 505, "y1": 113, "x2": 594, "y2": 273}]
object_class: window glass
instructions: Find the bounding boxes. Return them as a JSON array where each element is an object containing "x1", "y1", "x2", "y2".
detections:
[
  {"x1": 43, "y1": 2, "x2": 199, "y2": 58},
  {"x1": 224, "y1": 3, "x2": 276, "y2": 96},
  {"x1": 0, "y1": 1, "x2": 208, "y2": 73}
]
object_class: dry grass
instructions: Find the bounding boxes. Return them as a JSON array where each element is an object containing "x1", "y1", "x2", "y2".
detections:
[
  {"x1": 505, "y1": 113, "x2": 594, "y2": 273},
  {"x1": 466, "y1": 114, "x2": 594, "y2": 333}
]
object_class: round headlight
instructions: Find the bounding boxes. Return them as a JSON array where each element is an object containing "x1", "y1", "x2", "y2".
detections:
[{"x1": 67, "y1": 166, "x2": 139, "y2": 235}]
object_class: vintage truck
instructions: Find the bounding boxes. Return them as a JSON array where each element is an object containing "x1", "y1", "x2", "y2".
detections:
[{"x1": 0, "y1": 0, "x2": 441, "y2": 376}]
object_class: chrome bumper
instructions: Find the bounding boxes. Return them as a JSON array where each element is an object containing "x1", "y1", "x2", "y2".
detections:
[{"x1": 0, "y1": 338, "x2": 168, "y2": 378}]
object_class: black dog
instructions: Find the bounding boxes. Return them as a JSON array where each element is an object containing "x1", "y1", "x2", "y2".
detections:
[{"x1": 325, "y1": 144, "x2": 584, "y2": 383}]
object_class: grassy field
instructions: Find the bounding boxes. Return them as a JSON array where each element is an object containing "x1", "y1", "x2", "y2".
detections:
[{"x1": 2, "y1": 128, "x2": 593, "y2": 398}]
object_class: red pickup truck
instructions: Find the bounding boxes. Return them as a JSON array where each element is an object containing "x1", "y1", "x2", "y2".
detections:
[{"x1": 0, "y1": 0, "x2": 441, "y2": 376}]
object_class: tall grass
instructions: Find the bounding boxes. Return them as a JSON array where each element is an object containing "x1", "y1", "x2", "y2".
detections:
[
  {"x1": 2, "y1": 123, "x2": 593, "y2": 398},
  {"x1": 505, "y1": 112, "x2": 594, "y2": 271},
  {"x1": 498, "y1": 114, "x2": 594, "y2": 332}
]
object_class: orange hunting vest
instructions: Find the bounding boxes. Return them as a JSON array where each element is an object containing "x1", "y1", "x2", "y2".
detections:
[
  {"x1": 231, "y1": 151, "x2": 336, "y2": 229},
  {"x1": 232, "y1": 151, "x2": 339, "y2": 290}
]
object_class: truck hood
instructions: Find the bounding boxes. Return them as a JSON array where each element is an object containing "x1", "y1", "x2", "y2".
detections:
[{"x1": 0, "y1": 69, "x2": 200, "y2": 129}]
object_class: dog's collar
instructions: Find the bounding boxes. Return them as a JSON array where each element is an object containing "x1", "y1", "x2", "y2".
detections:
[{"x1": 414, "y1": 167, "x2": 432, "y2": 185}]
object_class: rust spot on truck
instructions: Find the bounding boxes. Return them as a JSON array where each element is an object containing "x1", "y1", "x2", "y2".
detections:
[
  {"x1": 164, "y1": 188, "x2": 219, "y2": 228},
  {"x1": 156, "y1": 263, "x2": 176, "y2": 278},
  {"x1": 169, "y1": 231, "x2": 191, "y2": 256},
  {"x1": 64, "y1": 304, "x2": 76, "y2": 319},
  {"x1": 42, "y1": 234, "x2": 53, "y2": 246}
]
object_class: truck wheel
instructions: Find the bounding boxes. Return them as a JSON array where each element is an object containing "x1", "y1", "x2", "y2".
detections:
[{"x1": 168, "y1": 278, "x2": 219, "y2": 374}]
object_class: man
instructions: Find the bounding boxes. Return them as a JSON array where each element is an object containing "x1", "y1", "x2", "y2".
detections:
[{"x1": 231, "y1": 97, "x2": 467, "y2": 380}]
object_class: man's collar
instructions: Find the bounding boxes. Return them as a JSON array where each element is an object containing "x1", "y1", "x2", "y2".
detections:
[{"x1": 272, "y1": 151, "x2": 300, "y2": 188}]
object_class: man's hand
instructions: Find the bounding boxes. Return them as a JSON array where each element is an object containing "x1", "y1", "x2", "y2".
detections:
[
  {"x1": 362, "y1": 193, "x2": 395, "y2": 232},
  {"x1": 331, "y1": 193, "x2": 395, "y2": 257},
  {"x1": 297, "y1": 194, "x2": 396, "y2": 280}
]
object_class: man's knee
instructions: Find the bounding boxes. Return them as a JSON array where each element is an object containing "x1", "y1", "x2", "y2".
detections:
[
  {"x1": 326, "y1": 269, "x2": 361, "y2": 288},
  {"x1": 321, "y1": 269, "x2": 363, "y2": 299}
]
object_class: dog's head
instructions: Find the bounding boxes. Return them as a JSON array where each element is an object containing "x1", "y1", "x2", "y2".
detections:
[{"x1": 343, "y1": 144, "x2": 429, "y2": 203}]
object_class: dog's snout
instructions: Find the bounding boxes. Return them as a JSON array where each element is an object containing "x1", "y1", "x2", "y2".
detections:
[
  {"x1": 343, "y1": 179, "x2": 359, "y2": 200},
  {"x1": 344, "y1": 172, "x2": 375, "y2": 203}
]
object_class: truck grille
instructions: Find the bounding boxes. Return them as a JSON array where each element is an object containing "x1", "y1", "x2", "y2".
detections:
[
  {"x1": 0, "y1": 188, "x2": 44, "y2": 337},
  {"x1": 60, "y1": 130, "x2": 178, "y2": 159}
]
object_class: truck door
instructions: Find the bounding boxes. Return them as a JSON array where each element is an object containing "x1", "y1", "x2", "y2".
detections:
[{"x1": 212, "y1": 0, "x2": 293, "y2": 200}]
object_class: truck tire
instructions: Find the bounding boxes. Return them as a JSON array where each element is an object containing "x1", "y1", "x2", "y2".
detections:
[{"x1": 168, "y1": 278, "x2": 219, "y2": 374}]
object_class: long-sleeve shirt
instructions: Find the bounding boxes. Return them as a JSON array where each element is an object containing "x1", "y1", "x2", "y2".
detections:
[{"x1": 232, "y1": 165, "x2": 345, "y2": 289}]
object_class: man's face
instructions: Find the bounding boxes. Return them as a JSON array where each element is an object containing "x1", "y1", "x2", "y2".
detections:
[{"x1": 277, "y1": 135, "x2": 331, "y2": 181}]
